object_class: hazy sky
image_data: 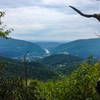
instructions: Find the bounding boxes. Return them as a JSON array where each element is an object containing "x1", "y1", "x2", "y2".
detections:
[{"x1": 0, "y1": 0, "x2": 100, "y2": 41}]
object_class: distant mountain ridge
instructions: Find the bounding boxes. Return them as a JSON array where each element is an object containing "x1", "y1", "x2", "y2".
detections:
[
  {"x1": 0, "y1": 38, "x2": 45, "y2": 58},
  {"x1": 1, "y1": 38, "x2": 100, "y2": 59},
  {"x1": 51, "y1": 38, "x2": 100, "y2": 58},
  {"x1": 35, "y1": 42, "x2": 64, "y2": 50}
]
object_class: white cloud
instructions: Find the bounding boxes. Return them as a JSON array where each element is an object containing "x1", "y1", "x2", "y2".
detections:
[
  {"x1": 66, "y1": 0, "x2": 98, "y2": 6},
  {"x1": 3, "y1": 6, "x2": 68, "y2": 33},
  {"x1": 43, "y1": 0, "x2": 65, "y2": 5},
  {"x1": 0, "y1": 0, "x2": 100, "y2": 41}
]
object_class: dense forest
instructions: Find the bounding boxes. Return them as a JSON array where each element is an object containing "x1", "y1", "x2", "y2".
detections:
[
  {"x1": 0, "y1": 60, "x2": 100, "y2": 100},
  {"x1": 0, "y1": 56, "x2": 57, "y2": 81},
  {"x1": 0, "y1": 54, "x2": 83, "y2": 81}
]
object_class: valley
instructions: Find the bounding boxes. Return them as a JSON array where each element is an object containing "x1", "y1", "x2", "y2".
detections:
[
  {"x1": 0, "y1": 1, "x2": 100, "y2": 99},
  {"x1": 0, "y1": 38, "x2": 99, "y2": 81}
]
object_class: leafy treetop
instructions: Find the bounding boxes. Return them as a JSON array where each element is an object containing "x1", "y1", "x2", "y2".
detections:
[{"x1": 0, "y1": 11, "x2": 12, "y2": 39}]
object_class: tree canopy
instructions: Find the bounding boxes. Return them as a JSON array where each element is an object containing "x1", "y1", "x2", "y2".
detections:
[{"x1": 0, "y1": 11, "x2": 12, "y2": 39}]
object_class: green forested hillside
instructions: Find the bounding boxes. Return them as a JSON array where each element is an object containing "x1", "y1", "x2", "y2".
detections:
[
  {"x1": 39, "y1": 54, "x2": 83, "y2": 75},
  {"x1": 0, "y1": 38, "x2": 45, "y2": 57},
  {"x1": 0, "y1": 61, "x2": 100, "y2": 100},
  {"x1": 0, "y1": 54, "x2": 83, "y2": 80},
  {"x1": 36, "y1": 62, "x2": 100, "y2": 100},
  {"x1": 0, "y1": 56, "x2": 57, "y2": 81},
  {"x1": 51, "y1": 38, "x2": 100, "y2": 58}
]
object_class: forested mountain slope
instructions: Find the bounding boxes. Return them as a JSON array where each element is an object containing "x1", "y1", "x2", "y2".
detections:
[
  {"x1": 39, "y1": 54, "x2": 83, "y2": 75},
  {"x1": 0, "y1": 38, "x2": 45, "y2": 58},
  {"x1": 0, "y1": 56, "x2": 57, "y2": 81},
  {"x1": 51, "y1": 38, "x2": 100, "y2": 58}
]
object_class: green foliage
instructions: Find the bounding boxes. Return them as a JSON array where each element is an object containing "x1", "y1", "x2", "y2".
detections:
[
  {"x1": 0, "y1": 54, "x2": 83, "y2": 80},
  {"x1": 1, "y1": 59, "x2": 100, "y2": 100},
  {"x1": 36, "y1": 62, "x2": 100, "y2": 100},
  {"x1": 0, "y1": 11, "x2": 12, "y2": 38},
  {"x1": 0, "y1": 56, "x2": 58, "y2": 81},
  {"x1": 39, "y1": 54, "x2": 83, "y2": 75},
  {"x1": 0, "y1": 78, "x2": 39, "y2": 100},
  {"x1": 87, "y1": 54, "x2": 95, "y2": 65}
]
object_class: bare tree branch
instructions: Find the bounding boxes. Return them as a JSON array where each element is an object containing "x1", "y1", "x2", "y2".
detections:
[{"x1": 69, "y1": 5, "x2": 100, "y2": 22}]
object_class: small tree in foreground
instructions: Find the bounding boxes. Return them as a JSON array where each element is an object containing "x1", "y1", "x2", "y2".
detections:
[{"x1": 0, "y1": 11, "x2": 12, "y2": 39}]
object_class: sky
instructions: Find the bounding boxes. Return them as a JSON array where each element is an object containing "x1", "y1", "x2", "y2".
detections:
[{"x1": 0, "y1": 0, "x2": 100, "y2": 41}]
